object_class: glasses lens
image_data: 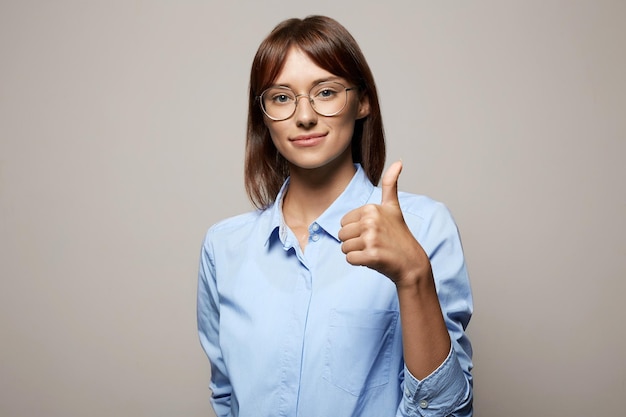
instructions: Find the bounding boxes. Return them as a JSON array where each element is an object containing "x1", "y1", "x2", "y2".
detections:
[
  {"x1": 310, "y1": 82, "x2": 348, "y2": 116},
  {"x1": 261, "y1": 87, "x2": 296, "y2": 120}
]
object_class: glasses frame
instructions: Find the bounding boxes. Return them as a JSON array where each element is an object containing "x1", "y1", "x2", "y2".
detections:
[{"x1": 258, "y1": 81, "x2": 357, "y2": 121}]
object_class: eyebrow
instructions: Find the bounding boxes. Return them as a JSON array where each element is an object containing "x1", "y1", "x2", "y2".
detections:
[{"x1": 270, "y1": 76, "x2": 345, "y2": 89}]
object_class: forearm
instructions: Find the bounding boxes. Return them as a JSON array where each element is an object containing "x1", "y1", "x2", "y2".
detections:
[{"x1": 396, "y1": 265, "x2": 451, "y2": 380}]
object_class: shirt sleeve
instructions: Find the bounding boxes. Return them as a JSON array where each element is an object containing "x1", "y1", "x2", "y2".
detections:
[
  {"x1": 398, "y1": 348, "x2": 472, "y2": 416},
  {"x1": 197, "y1": 228, "x2": 232, "y2": 417},
  {"x1": 397, "y1": 201, "x2": 474, "y2": 416}
]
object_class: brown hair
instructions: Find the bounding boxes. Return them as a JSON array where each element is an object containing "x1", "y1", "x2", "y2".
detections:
[{"x1": 245, "y1": 15, "x2": 385, "y2": 209}]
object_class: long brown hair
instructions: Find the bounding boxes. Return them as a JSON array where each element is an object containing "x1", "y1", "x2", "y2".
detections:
[{"x1": 245, "y1": 15, "x2": 385, "y2": 209}]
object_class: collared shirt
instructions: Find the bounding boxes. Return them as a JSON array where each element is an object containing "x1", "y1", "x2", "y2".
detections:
[{"x1": 198, "y1": 164, "x2": 473, "y2": 417}]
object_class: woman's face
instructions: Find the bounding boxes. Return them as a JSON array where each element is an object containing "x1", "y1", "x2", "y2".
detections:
[{"x1": 263, "y1": 47, "x2": 370, "y2": 173}]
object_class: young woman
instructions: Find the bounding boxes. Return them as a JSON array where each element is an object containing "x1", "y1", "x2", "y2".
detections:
[{"x1": 198, "y1": 15, "x2": 473, "y2": 417}]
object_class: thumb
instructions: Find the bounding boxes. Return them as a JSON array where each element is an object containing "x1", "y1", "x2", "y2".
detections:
[{"x1": 381, "y1": 160, "x2": 403, "y2": 206}]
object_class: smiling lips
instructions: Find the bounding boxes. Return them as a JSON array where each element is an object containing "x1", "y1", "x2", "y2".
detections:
[{"x1": 289, "y1": 132, "x2": 327, "y2": 147}]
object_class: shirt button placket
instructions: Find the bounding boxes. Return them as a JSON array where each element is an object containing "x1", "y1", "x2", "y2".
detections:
[{"x1": 309, "y1": 222, "x2": 320, "y2": 243}]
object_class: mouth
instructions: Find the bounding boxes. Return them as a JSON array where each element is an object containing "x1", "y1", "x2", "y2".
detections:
[{"x1": 289, "y1": 132, "x2": 327, "y2": 147}]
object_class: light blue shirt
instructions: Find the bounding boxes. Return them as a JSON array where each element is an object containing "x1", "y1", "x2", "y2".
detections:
[{"x1": 198, "y1": 165, "x2": 473, "y2": 417}]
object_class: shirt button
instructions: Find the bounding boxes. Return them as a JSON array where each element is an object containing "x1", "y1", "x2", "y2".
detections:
[
  {"x1": 311, "y1": 234, "x2": 320, "y2": 242},
  {"x1": 404, "y1": 387, "x2": 411, "y2": 397},
  {"x1": 419, "y1": 399, "x2": 429, "y2": 409},
  {"x1": 311, "y1": 223, "x2": 320, "y2": 232}
]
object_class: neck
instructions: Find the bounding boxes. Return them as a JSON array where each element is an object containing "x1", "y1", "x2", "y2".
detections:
[{"x1": 282, "y1": 160, "x2": 356, "y2": 227}]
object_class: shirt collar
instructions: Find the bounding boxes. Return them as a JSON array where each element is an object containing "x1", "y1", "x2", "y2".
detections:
[{"x1": 264, "y1": 164, "x2": 375, "y2": 247}]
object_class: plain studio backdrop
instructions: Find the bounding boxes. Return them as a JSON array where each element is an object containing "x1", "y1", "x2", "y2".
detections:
[{"x1": 1, "y1": 1, "x2": 624, "y2": 416}]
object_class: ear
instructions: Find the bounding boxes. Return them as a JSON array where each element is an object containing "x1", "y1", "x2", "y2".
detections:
[{"x1": 356, "y1": 94, "x2": 370, "y2": 120}]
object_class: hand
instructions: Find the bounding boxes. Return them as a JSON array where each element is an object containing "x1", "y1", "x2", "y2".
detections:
[{"x1": 338, "y1": 161, "x2": 431, "y2": 287}]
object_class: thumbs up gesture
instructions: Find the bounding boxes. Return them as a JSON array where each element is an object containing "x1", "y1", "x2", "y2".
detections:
[{"x1": 338, "y1": 161, "x2": 431, "y2": 287}]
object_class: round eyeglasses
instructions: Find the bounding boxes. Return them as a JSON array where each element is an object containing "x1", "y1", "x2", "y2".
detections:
[{"x1": 259, "y1": 81, "x2": 357, "y2": 121}]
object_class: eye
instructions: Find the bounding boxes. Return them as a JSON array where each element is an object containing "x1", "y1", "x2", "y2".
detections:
[
  {"x1": 314, "y1": 87, "x2": 339, "y2": 101},
  {"x1": 272, "y1": 94, "x2": 291, "y2": 103},
  {"x1": 265, "y1": 89, "x2": 295, "y2": 105}
]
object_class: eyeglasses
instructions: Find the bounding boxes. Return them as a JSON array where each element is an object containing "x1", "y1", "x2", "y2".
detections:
[{"x1": 259, "y1": 81, "x2": 357, "y2": 121}]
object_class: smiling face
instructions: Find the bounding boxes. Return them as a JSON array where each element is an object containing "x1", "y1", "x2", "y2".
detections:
[{"x1": 263, "y1": 47, "x2": 370, "y2": 174}]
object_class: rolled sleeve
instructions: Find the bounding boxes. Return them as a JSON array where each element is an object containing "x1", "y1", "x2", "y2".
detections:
[{"x1": 399, "y1": 346, "x2": 472, "y2": 416}]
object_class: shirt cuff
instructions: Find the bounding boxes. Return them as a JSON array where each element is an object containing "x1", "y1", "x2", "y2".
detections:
[{"x1": 401, "y1": 346, "x2": 470, "y2": 416}]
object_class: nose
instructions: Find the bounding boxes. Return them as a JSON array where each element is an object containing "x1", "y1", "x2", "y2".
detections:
[{"x1": 293, "y1": 94, "x2": 318, "y2": 127}]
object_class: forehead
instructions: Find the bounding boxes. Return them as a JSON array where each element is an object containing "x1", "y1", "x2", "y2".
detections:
[{"x1": 272, "y1": 47, "x2": 342, "y2": 88}]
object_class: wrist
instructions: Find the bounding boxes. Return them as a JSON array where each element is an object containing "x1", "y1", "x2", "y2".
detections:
[{"x1": 394, "y1": 256, "x2": 433, "y2": 290}]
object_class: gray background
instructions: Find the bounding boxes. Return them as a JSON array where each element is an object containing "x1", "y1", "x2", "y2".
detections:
[{"x1": 1, "y1": 1, "x2": 624, "y2": 416}]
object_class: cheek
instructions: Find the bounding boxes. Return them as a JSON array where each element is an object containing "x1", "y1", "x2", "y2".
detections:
[{"x1": 335, "y1": 106, "x2": 361, "y2": 134}]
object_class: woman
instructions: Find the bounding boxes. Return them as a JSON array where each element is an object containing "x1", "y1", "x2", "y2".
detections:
[{"x1": 198, "y1": 15, "x2": 473, "y2": 417}]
